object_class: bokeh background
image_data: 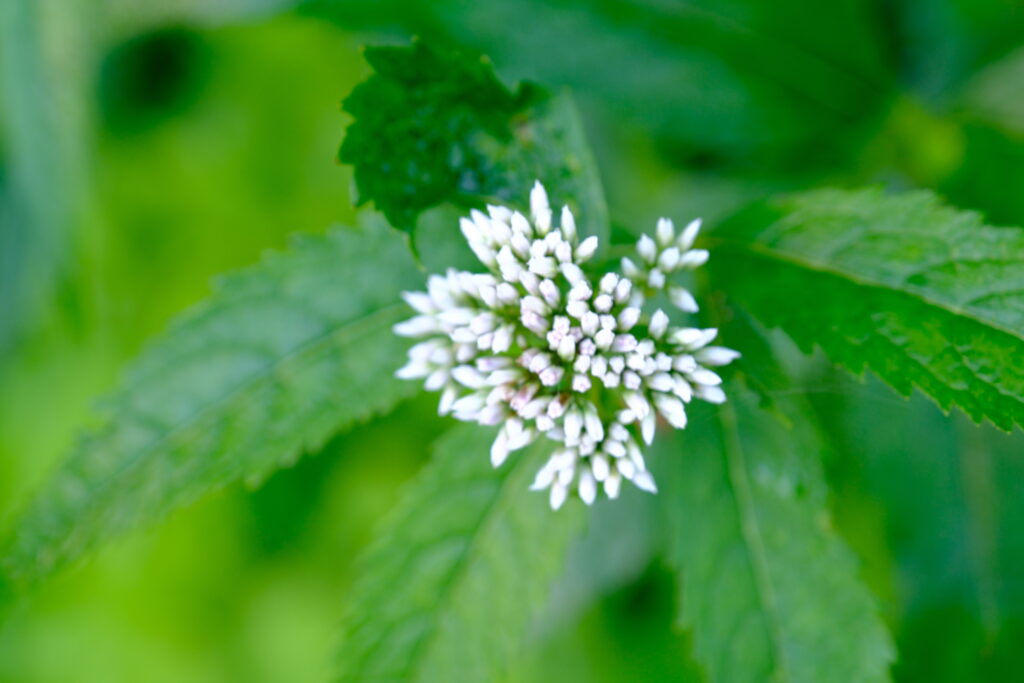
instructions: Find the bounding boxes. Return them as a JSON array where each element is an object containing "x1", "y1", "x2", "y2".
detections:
[{"x1": 2, "y1": 1, "x2": 1024, "y2": 681}]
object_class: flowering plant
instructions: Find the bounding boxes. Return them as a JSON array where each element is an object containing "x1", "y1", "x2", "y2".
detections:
[
  {"x1": 7, "y1": 33, "x2": 1024, "y2": 683},
  {"x1": 395, "y1": 182, "x2": 738, "y2": 507}
]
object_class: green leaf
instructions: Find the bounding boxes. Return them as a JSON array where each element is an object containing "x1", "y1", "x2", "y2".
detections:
[
  {"x1": 0, "y1": 0, "x2": 92, "y2": 352},
  {"x1": 814, "y1": 372, "x2": 1024, "y2": 682},
  {"x1": 339, "y1": 41, "x2": 607, "y2": 242},
  {"x1": 0, "y1": 221, "x2": 421, "y2": 589},
  {"x1": 657, "y1": 387, "x2": 893, "y2": 683},
  {"x1": 711, "y1": 188, "x2": 1024, "y2": 431},
  {"x1": 316, "y1": 0, "x2": 891, "y2": 166},
  {"x1": 335, "y1": 424, "x2": 583, "y2": 682}
]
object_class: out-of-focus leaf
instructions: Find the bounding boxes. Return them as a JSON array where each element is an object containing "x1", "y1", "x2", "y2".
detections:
[
  {"x1": 339, "y1": 41, "x2": 607, "y2": 242},
  {"x1": 335, "y1": 424, "x2": 583, "y2": 682},
  {"x1": 940, "y1": 47, "x2": 1024, "y2": 227},
  {"x1": 657, "y1": 387, "x2": 893, "y2": 682},
  {"x1": 0, "y1": 221, "x2": 421, "y2": 590},
  {"x1": 315, "y1": 0, "x2": 891, "y2": 167},
  {"x1": 538, "y1": 486, "x2": 659, "y2": 636},
  {"x1": 0, "y1": 0, "x2": 91, "y2": 354},
  {"x1": 712, "y1": 188, "x2": 1024, "y2": 432},
  {"x1": 958, "y1": 45, "x2": 1024, "y2": 134},
  {"x1": 892, "y1": 0, "x2": 1024, "y2": 104},
  {"x1": 94, "y1": 0, "x2": 302, "y2": 37},
  {"x1": 810, "y1": 371, "x2": 1024, "y2": 682}
]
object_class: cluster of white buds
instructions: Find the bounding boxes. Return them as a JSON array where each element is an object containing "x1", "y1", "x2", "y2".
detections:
[{"x1": 395, "y1": 182, "x2": 739, "y2": 509}]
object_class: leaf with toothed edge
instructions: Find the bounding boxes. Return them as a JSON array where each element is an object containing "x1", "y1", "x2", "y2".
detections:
[
  {"x1": 711, "y1": 188, "x2": 1024, "y2": 432},
  {"x1": 340, "y1": 41, "x2": 608, "y2": 245},
  {"x1": 334, "y1": 424, "x2": 584, "y2": 682},
  {"x1": 0, "y1": 219, "x2": 423, "y2": 591},
  {"x1": 657, "y1": 386, "x2": 894, "y2": 683}
]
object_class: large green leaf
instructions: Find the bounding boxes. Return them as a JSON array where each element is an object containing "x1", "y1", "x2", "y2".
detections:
[
  {"x1": 335, "y1": 424, "x2": 583, "y2": 682},
  {"x1": 339, "y1": 41, "x2": 607, "y2": 242},
  {"x1": 0, "y1": 221, "x2": 421, "y2": 590},
  {"x1": 657, "y1": 387, "x2": 893, "y2": 682},
  {"x1": 711, "y1": 188, "x2": 1024, "y2": 431}
]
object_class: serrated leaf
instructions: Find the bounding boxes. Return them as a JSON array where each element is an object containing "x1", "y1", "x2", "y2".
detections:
[
  {"x1": 0, "y1": 221, "x2": 421, "y2": 589},
  {"x1": 339, "y1": 41, "x2": 607, "y2": 242},
  {"x1": 656, "y1": 387, "x2": 893, "y2": 683},
  {"x1": 711, "y1": 188, "x2": 1024, "y2": 431},
  {"x1": 335, "y1": 424, "x2": 583, "y2": 682}
]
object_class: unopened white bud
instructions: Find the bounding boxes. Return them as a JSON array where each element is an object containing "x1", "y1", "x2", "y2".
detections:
[
  {"x1": 633, "y1": 470, "x2": 658, "y2": 494},
  {"x1": 647, "y1": 268, "x2": 665, "y2": 289},
  {"x1": 655, "y1": 394, "x2": 688, "y2": 429},
  {"x1": 393, "y1": 315, "x2": 439, "y2": 337},
  {"x1": 584, "y1": 406, "x2": 605, "y2": 442},
  {"x1": 605, "y1": 471, "x2": 622, "y2": 498},
  {"x1": 637, "y1": 234, "x2": 657, "y2": 264},
  {"x1": 561, "y1": 262, "x2": 586, "y2": 286},
  {"x1": 599, "y1": 272, "x2": 619, "y2": 294},
  {"x1": 579, "y1": 470, "x2": 597, "y2": 505},
  {"x1": 566, "y1": 299, "x2": 590, "y2": 320},
  {"x1": 529, "y1": 255, "x2": 559, "y2": 278},
  {"x1": 696, "y1": 384, "x2": 727, "y2": 404},
  {"x1": 614, "y1": 278, "x2": 632, "y2": 303},
  {"x1": 612, "y1": 334, "x2": 638, "y2": 353},
  {"x1": 452, "y1": 365, "x2": 488, "y2": 389},
  {"x1": 656, "y1": 217, "x2": 675, "y2": 246},
  {"x1": 649, "y1": 309, "x2": 669, "y2": 339},
  {"x1": 648, "y1": 372, "x2": 675, "y2": 393},
  {"x1": 491, "y1": 431, "x2": 510, "y2": 467},
  {"x1": 531, "y1": 181, "x2": 552, "y2": 233},
  {"x1": 604, "y1": 438, "x2": 627, "y2": 458},
  {"x1": 539, "y1": 279, "x2": 561, "y2": 307},
  {"x1": 678, "y1": 249, "x2": 709, "y2": 269},
  {"x1": 696, "y1": 346, "x2": 741, "y2": 366},
  {"x1": 572, "y1": 373, "x2": 592, "y2": 393},
  {"x1": 658, "y1": 246, "x2": 681, "y2": 272},
  {"x1": 510, "y1": 231, "x2": 531, "y2": 258},
  {"x1": 670, "y1": 327, "x2": 718, "y2": 349},
  {"x1": 576, "y1": 236, "x2": 599, "y2": 262},
  {"x1": 568, "y1": 281, "x2": 593, "y2": 300},
  {"x1": 402, "y1": 291, "x2": 436, "y2": 314},
  {"x1": 617, "y1": 307, "x2": 641, "y2": 331},
  {"x1": 669, "y1": 286, "x2": 699, "y2": 313},
  {"x1": 557, "y1": 335, "x2": 577, "y2": 361},
  {"x1": 641, "y1": 411, "x2": 656, "y2": 445},
  {"x1": 561, "y1": 205, "x2": 577, "y2": 242},
  {"x1": 621, "y1": 257, "x2": 641, "y2": 279},
  {"x1": 689, "y1": 367, "x2": 722, "y2": 386},
  {"x1": 564, "y1": 408, "x2": 583, "y2": 443},
  {"x1": 678, "y1": 218, "x2": 702, "y2": 250},
  {"x1": 550, "y1": 482, "x2": 568, "y2": 510},
  {"x1": 673, "y1": 376, "x2": 694, "y2": 402}
]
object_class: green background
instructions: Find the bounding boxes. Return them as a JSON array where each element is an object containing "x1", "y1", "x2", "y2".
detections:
[{"x1": 2, "y1": 1, "x2": 1024, "y2": 680}]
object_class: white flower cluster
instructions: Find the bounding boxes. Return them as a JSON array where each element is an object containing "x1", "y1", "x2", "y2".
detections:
[{"x1": 395, "y1": 182, "x2": 739, "y2": 509}]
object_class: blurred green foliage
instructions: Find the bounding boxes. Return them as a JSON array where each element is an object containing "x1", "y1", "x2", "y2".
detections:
[{"x1": 2, "y1": 1, "x2": 1024, "y2": 681}]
